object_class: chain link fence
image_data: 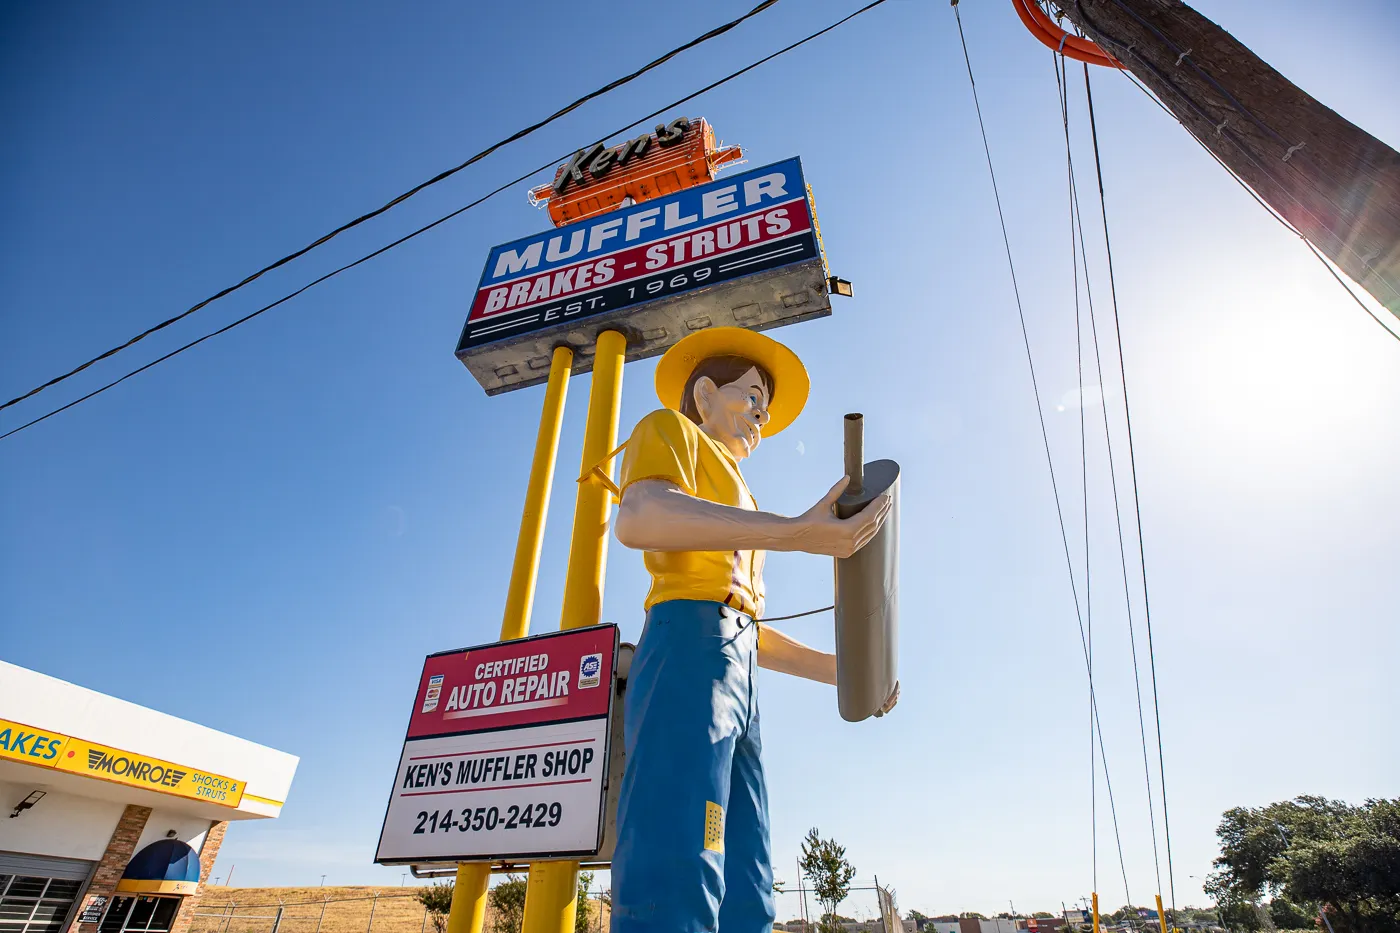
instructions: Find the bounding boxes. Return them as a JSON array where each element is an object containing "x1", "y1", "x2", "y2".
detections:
[
  {"x1": 191, "y1": 888, "x2": 609, "y2": 933},
  {"x1": 190, "y1": 893, "x2": 430, "y2": 933}
]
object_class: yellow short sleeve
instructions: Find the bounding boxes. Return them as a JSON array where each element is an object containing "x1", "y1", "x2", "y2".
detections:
[{"x1": 619, "y1": 409, "x2": 699, "y2": 495}]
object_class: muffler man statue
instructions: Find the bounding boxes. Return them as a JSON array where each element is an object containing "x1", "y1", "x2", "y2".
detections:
[{"x1": 607, "y1": 326, "x2": 896, "y2": 933}]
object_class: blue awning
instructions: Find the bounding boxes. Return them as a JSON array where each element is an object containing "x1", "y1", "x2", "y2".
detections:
[{"x1": 116, "y1": 840, "x2": 200, "y2": 895}]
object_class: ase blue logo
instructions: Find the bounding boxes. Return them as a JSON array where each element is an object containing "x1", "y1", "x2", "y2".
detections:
[{"x1": 578, "y1": 653, "x2": 603, "y2": 689}]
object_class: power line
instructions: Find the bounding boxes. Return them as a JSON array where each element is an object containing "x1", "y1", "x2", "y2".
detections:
[
  {"x1": 1082, "y1": 60, "x2": 1182, "y2": 922},
  {"x1": 1098, "y1": 42, "x2": 1398, "y2": 918},
  {"x1": 0, "y1": 0, "x2": 893, "y2": 441},
  {"x1": 0, "y1": 0, "x2": 785, "y2": 414},
  {"x1": 1056, "y1": 48, "x2": 1135, "y2": 911},
  {"x1": 1080, "y1": 60, "x2": 1165, "y2": 902},
  {"x1": 953, "y1": 3, "x2": 1133, "y2": 908}
]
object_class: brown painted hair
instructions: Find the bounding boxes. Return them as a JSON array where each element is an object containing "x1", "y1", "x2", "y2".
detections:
[{"x1": 678, "y1": 354, "x2": 774, "y2": 426}]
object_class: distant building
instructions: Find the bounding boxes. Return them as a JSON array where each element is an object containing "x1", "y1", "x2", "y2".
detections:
[
  {"x1": 1028, "y1": 918, "x2": 1068, "y2": 933},
  {"x1": 916, "y1": 918, "x2": 1025, "y2": 933}
]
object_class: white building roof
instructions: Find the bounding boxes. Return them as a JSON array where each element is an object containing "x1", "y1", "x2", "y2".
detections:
[{"x1": 0, "y1": 660, "x2": 298, "y2": 821}]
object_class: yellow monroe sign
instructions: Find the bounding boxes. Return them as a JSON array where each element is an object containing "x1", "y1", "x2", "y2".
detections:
[{"x1": 0, "y1": 717, "x2": 245, "y2": 808}]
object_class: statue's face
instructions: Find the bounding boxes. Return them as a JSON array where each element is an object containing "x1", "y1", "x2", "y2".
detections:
[{"x1": 694, "y1": 365, "x2": 771, "y2": 462}]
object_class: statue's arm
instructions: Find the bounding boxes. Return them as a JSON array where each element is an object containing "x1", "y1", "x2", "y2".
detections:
[
  {"x1": 614, "y1": 479, "x2": 800, "y2": 552},
  {"x1": 759, "y1": 626, "x2": 901, "y2": 713},
  {"x1": 755, "y1": 624, "x2": 836, "y2": 684},
  {"x1": 614, "y1": 477, "x2": 890, "y2": 558}
]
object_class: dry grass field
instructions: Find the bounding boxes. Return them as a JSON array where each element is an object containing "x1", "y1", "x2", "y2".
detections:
[{"x1": 191, "y1": 886, "x2": 609, "y2": 933}]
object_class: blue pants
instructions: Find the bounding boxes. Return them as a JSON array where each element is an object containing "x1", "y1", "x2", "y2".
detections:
[{"x1": 611, "y1": 599, "x2": 774, "y2": 933}]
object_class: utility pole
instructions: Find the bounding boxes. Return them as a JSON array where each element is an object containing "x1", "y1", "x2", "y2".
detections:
[{"x1": 1052, "y1": 0, "x2": 1400, "y2": 317}]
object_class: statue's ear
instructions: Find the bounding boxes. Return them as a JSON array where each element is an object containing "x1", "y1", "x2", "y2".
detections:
[{"x1": 693, "y1": 375, "x2": 719, "y2": 421}]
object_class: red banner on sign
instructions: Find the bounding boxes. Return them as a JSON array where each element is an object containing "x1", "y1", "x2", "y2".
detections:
[
  {"x1": 406, "y1": 626, "x2": 617, "y2": 739},
  {"x1": 467, "y1": 200, "x2": 812, "y2": 323}
]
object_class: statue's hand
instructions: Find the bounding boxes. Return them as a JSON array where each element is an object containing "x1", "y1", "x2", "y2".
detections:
[
  {"x1": 875, "y1": 681, "x2": 900, "y2": 717},
  {"x1": 793, "y1": 476, "x2": 892, "y2": 558}
]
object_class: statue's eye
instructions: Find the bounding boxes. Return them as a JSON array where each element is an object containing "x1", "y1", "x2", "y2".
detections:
[{"x1": 748, "y1": 394, "x2": 759, "y2": 406}]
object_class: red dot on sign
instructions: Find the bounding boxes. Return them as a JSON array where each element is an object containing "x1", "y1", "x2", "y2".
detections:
[{"x1": 67, "y1": 750, "x2": 75, "y2": 757}]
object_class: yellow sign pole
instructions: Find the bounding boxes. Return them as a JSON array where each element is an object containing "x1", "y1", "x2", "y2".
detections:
[
  {"x1": 446, "y1": 345, "x2": 574, "y2": 933},
  {"x1": 1092, "y1": 893, "x2": 1101, "y2": 933},
  {"x1": 1155, "y1": 894, "x2": 1169, "y2": 933},
  {"x1": 522, "y1": 329, "x2": 627, "y2": 933},
  {"x1": 501, "y1": 345, "x2": 576, "y2": 642},
  {"x1": 559, "y1": 329, "x2": 627, "y2": 632},
  {"x1": 445, "y1": 863, "x2": 490, "y2": 933}
]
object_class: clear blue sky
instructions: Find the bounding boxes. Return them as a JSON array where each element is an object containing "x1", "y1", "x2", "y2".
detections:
[{"x1": 3, "y1": 0, "x2": 1398, "y2": 920}]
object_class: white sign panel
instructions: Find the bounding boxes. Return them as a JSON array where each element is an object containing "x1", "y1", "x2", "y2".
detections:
[
  {"x1": 375, "y1": 625, "x2": 618, "y2": 864},
  {"x1": 376, "y1": 718, "x2": 609, "y2": 861}
]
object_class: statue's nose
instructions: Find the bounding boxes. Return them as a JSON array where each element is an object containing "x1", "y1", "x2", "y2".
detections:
[{"x1": 754, "y1": 408, "x2": 771, "y2": 426}]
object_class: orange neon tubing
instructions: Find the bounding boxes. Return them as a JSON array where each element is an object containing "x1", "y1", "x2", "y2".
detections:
[{"x1": 1011, "y1": 0, "x2": 1121, "y2": 68}]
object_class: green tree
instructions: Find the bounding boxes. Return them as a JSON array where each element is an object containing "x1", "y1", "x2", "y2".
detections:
[
  {"x1": 1268, "y1": 898, "x2": 1312, "y2": 930},
  {"x1": 488, "y1": 875, "x2": 527, "y2": 933},
  {"x1": 415, "y1": 882, "x2": 455, "y2": 933},
  {"x1": 577, "y1": 871, "x2": 594, "y2": 932},
  {"x1": 1205, "y1": 796, "x2": 1400, "y2": 933},
  {"x1": 800, "y1": 827, "x2": 857, "y2": 933}
]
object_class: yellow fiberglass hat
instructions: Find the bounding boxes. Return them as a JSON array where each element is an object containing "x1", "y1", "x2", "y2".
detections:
[{"x1": 655, "y1": 326, "x2": 810, "y2": 436}]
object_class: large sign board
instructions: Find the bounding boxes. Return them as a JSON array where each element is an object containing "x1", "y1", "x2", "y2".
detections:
[
  {"x1": 375, "y1": 625, "x2": 619, "y2": 864},
  {"x1": 456, "y1": 157, "x2": 831, "y2": 395},
  {"x1": 0, "y1": 717, "x2": 245, "y2": 808}
]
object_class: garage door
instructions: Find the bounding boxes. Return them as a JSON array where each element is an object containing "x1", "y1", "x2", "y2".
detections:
[{"x1": 0, "y1": 852, "x2": 95, "y2": 933}]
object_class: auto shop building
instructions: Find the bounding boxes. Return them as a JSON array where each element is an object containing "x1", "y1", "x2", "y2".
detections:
[{"x1": 0, "y1": 661, "x2": 298, "y2": 933}]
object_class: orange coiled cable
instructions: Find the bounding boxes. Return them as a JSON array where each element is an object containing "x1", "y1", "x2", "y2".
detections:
[{"x1": 1011, "y1": 0, "x2": 1121, "y2": 68}]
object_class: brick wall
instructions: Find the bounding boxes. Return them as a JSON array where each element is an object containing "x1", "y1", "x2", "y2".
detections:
[
  {"x1": 168, "y1": 821, "x2": 228, "y2": 933},
  {"x1": 68, "y1": 805, "x2": 152, "y2": 933}
]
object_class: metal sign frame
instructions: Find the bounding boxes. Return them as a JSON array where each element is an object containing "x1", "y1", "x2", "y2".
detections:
[{"x1": 374, "y1": 624, "x2": 620, "y2": 865}]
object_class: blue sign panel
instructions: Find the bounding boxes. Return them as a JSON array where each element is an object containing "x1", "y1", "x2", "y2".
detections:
[{"x1": 456, "y1": 158, "x2": 819, "y2": 355}]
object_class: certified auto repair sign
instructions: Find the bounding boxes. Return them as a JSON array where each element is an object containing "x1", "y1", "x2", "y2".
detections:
[{"x1": 375, "y1": 625, "x2": 619, "y2": 864}]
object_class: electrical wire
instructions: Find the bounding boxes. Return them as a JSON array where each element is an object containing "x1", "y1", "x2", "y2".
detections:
[
  {"x1": 0, "y1": 0, "x2": 893, "y2": 441},
  {"x1": 0, "y1": 0, "x2": 785, "y2": 414},
  {"x1": 1061, "y1": 46, "x2": 1099, "y2": 901},
  {"x1": 1096, "y1": 51, "x2": 1400, "y2": 924},
  {"x1": 1081, "y1": 60, "x2": 1166, "y2": 903},
  {"x1": 953, "y1": 4, "x2": 1134, "y2": 909},
  {"x1": 1056, "y1": 49, "x2": 1136, "y2": 911},
  {"x1": 1049, "y1": 15, "x2": 1180, "y2": 917},
  {"x1": 1083, "y1": 55, "x2": 1191, "y2": 922}
]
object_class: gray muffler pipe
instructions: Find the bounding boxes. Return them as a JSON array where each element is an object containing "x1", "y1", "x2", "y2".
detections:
[{"x1": 833, "y1": 413, "x2": 900, "y2": 722}]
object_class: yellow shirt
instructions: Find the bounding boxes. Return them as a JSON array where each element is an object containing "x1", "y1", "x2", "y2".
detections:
[{"x1": 617, "y1": 409, "x2": 766, "y2": 617}]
